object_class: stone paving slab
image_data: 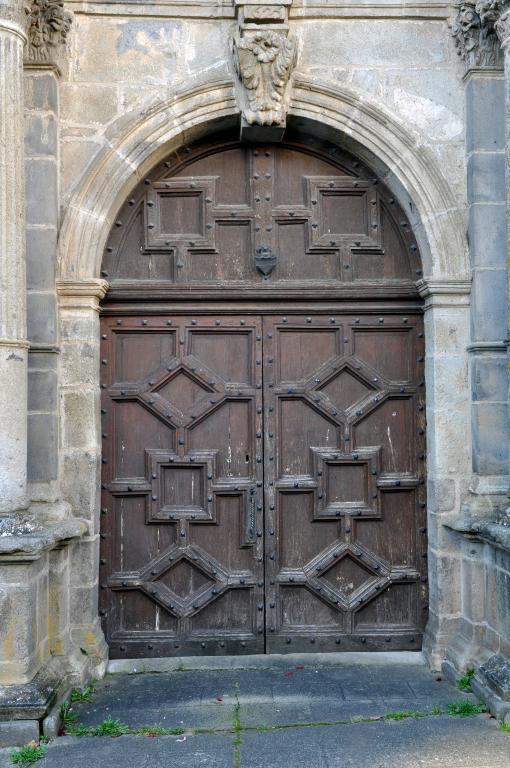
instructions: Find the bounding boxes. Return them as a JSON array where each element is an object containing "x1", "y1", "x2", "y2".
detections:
[
  {"x1": 2, "y1": 657, "x2": 508, "y2": 767},
  {"x1": 241, "y1": 716, "x2": 510, "y2": 768},
  {"x1": 1, "y1": 733, "x2": 234, "y2": 768},
  {"x1": 70, "y1": 662, "x2": 468, "y2": 729},
  {"x1": 2, "y1": 715, "x2": 508, "y2": 768}
]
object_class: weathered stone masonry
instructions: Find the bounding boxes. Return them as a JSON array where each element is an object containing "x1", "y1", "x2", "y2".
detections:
[{"x1": 0, "y1": 0, "x2": 509, "y2": 744}]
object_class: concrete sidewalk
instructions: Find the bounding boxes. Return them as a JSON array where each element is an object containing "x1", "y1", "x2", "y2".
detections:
[{"x1": 2, "y1": 653, "x2": 509, "y2": 767}]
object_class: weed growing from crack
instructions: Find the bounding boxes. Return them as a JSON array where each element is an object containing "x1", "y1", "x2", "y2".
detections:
[
  {"x1": 57, "y1": 698, "x2": 491, "y2": 746},
  {"x1": 135, "y1": 726, "x2": 186, "y2": 737},
  {"x1": 385, "y1": 711, "x2": 422, "y2": 721},
  {"x1": 233, "y1": 694, "x2": 242, "y2": 768},
  {"x1": 66, "y1": 719, "x2": 185, "y2": 738},
  {"x1": 10, "y1": 743, "x2": 46, "y2": 766},
  {"x1": 60, "y1": 701, "x2": 77, "y2": 731},
  {"x1": 447, "y1": 700, "x2": 488, "y2": 717},
  {"x1": 70, "y1": 680, "x2": 97, "y2": 703},
  {"x1": 90, "y1": 717, "x2": 131, "y2": 737},
  {"x1": 457, "y1": 669, "x2": 475, "y2": 692},
  {"x1": 499, "y1": 722, "x2": 510, "y2": 733}
]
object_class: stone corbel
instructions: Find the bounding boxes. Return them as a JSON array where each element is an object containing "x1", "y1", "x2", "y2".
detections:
[
  {"x1": 451, "y1": 2, "x2": 503, "y2": 72},
  {"x1": 231, "y1": 0, "x2": 297, "y2": 141},
  {"x1": 23, "y1": 0, "x2": 72, "y2": 69}
]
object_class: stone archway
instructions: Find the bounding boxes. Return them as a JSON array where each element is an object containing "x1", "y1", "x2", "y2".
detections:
[
  {"x1": 58, "y1": 77, "x2": 469, "y2": 282},
  {"x1": 57, "y1": 77, "x2": 471, "y2": 670}
]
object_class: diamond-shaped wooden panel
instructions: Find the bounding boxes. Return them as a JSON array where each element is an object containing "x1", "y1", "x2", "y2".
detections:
[
  {"x1": 322, "y1": 555, "x2": 375, "y2": 596},
  {"x1": 319, "y1": 369, "x2": 374, "y2": 413},
  {"x1": 156, "y1": 371, "x2": 211, "y2": 412},
  {"x1": 157, "y1": 559, "x2": 213, "y2": 599}
]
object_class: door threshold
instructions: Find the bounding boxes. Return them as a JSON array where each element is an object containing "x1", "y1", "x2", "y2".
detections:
[{"x1": 107, "y1": 650, "x2": 425, "y2": 675}]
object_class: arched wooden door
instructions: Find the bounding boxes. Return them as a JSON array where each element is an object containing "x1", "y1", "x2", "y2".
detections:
[{"x1": 99, "y1": 135, "x2": 428, "y2": 658}]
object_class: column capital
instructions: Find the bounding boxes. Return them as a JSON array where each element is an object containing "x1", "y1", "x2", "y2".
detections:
[
  {"x1": 23, "y1": 0, "x2": 72, "y2": 66},
  {"x1": 476, "y1": 0, "x2": 510, "y2": 48},
  {"x1": 452, "y1": 2, "x2": 503, "y2": 72},
  {"x1": 57, "y1": 279, "x2": 109, "y2": 311},
  {"x1": 416, "y1": 278, "x2": 472, "y2": 310}
]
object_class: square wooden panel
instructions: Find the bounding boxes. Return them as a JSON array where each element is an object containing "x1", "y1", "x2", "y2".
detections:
[
  {"x1": 146, "y1": 449, "x2": 217, "y2": 523},
  {"x1": 305, "y1": 177, "x2": 382, "y2": 250},
  {"x1": 311, "y1": 447, "x2": 382, "y2": 519},
  {"x1": 144, "y1": 178, "x2": 216, "y2": 250}
]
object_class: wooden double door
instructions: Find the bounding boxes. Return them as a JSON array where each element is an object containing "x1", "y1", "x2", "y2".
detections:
[{"x1": 100, "y1": 309, "x2": 427, "y2": 657}]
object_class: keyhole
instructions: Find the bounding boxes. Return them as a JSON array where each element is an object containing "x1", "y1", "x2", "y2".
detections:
[{"x1": 245, "y1": 454, "x2": 250, "y2": 463}]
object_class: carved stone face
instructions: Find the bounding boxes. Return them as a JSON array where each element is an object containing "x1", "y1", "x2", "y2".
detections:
[{"x1": 458, "y1": 4, "x2": 479, "y2": 31}]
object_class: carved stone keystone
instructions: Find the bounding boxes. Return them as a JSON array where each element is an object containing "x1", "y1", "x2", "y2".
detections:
[
  {"x1": 24, "y1": 0, "x2": 72, "y2": 66},
  {"x1": 231, "y1": 0, "x2": 297, "y2": 141}
]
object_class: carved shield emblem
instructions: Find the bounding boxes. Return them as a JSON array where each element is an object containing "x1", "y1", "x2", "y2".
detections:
[{"x1": 255, "y1": 245, "x2": 277, "y2": 276}]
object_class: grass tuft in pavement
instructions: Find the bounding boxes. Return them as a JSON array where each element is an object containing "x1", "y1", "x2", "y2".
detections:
[
  {"x1": 70, "y1": 680, "x2": 97, "y2": 703},
  {"x1": 10, "y1": 743, "x2": 46, "y2": 767},
  {"x1": 135, "y1": 726, "x2": 186, "y2": 737},
  {"x1": 447, "y1": 700, "x2": 488, "y2": 717},
  {"x1": 384, "y1": 710, "x2": 422, "y2": 721}
]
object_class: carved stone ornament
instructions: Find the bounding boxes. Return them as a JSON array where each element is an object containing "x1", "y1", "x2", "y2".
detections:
[
  {"x1": 452, "y1": 2, "x2": 502, "y2": 68},
  {"x1": 24, "y1": 0, "x2": 72, "y2": 64},
  {"x1": 476, "y1": 0, "x2": 510, "y2": 46},
  {"x1": 231, "y1": 0, "x2": 297, "y2": 139},
  {"x1": 232, "y1": 29, "x2": 296, "y2": 125}
]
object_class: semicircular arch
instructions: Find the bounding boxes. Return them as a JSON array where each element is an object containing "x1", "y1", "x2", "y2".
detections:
[{"x1": 58, "y1": 76, "x2": 468, "y2": 282}]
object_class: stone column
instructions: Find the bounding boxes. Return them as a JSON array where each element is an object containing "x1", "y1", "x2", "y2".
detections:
[
  {"x1": 0, "y1": 0, "x2": 29, "y2": 515},
  {"x1": 452, "y1": 3, "x2": 508, "y2": 506},
  {"x1": 23, "y1": 0, "x2": 72, "y2": 505},
  {"x1": 475, "y1": 1, "x2": 510, "y2": 495},
  {"x1": 495, "y1": 13, "x2": 510, "y2": 475}
]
